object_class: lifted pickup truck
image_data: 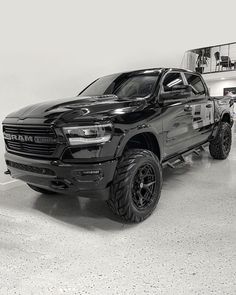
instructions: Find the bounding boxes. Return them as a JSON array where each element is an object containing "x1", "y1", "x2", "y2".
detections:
[{"x1": 2, "y1": 68, "x2": 234, "y2": 222}]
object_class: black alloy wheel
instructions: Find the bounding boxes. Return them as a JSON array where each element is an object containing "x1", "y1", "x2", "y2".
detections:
[
  {"x1": 107, "y1": 149, "x2": 163, "y2": 223},
  {"x1": 209, "y1": 122, "x2": 232, "y2": 160},
  {"x1": 222, "y1": 128, "x2": 231, "y2": 154},
  {"x1": 132, "y1": 163, "x2": 157, "y2": 210}
]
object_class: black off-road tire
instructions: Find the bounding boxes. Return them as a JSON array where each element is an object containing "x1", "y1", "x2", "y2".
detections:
[
  {"x1": 27, "y1": 183, "x2": 58, "y2": 195},
  {"x1": 209, "y1": 122, "x2": 232, "y2": 160},
  {"x1": 107, "y1": 149, "x2": 163, "y2": 223}
]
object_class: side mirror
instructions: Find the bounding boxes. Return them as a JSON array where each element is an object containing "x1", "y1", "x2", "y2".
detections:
[{"x1": 159, "y1": 85, "x2": 192, "y2": 105}]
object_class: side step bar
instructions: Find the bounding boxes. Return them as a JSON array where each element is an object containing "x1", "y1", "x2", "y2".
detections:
[{"x1": 162, "y1": 143, "x2": 209, "y2": 169}]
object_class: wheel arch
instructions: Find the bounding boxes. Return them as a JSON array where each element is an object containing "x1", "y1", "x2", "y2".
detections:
[
  {"x1": 221, "y1": 112, "x2": 231, "y2": 125},
  {"x1": 115, "y1": 130, "x2": 162, "y2": 160}
]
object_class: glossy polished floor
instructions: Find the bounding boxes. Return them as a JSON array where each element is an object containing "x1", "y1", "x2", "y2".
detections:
[{"x1": 0, "y1": 127, "x2": 236, "y2": 295}]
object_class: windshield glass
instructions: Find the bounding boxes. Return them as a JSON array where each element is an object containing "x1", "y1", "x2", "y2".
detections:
[{"x1": 79, "y1": 72, "x2": 160, "y2": 99}]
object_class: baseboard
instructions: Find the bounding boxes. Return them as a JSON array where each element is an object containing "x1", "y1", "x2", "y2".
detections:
[{"x1": 0, "y1": 180, "x2": 23, "y2": 191}]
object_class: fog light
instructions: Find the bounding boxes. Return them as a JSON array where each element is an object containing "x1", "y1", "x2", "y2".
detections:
[
  {"x1": 73, "y1": 169, "x2": 103, "y2": 182},
  {"x1": 81, "y1": 170, "x2": 100, "y2": 175}
]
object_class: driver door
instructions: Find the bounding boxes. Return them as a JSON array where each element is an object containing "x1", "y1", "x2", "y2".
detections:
[{"x1": 160, "y1": 71, "x2": 194, "y2": 159}]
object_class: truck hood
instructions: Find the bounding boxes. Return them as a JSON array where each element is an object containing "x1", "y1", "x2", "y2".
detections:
[{"x1": 5, "y1": 95, "x2": 148, "y2": 125}]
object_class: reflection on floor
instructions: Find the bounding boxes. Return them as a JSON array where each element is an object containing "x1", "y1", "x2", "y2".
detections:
[{"x1": 0, "y1": 127, "x2": 236, "y2": 294}]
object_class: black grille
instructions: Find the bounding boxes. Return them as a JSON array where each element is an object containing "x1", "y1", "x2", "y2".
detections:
[
  {"x1": 6, "y1": 160, "x2": 55, "y2": 176},
  {"x1": 3, "y1": 125, "x2": 58, "y2": 157}
]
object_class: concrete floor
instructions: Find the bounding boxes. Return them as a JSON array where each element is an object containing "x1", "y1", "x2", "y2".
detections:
[{"x1": 1, "y1": 128, "x2": 236, "y2": 295}]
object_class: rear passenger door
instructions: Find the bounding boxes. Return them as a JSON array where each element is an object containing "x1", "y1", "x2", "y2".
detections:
[{"x1": 184, "y1": 73, "x2": 214, "y2": 145}]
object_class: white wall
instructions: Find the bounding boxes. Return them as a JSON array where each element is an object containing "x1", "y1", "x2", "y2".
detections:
[
  {"x1": 203, "y1": 71, "x2": 236, "y2": 96},
  {"x1": 1, "y1": 0, "x2": 236, "y2": 184},
  {"x1": 206, "y1": 79, "x2": 236, "y2": 96}
]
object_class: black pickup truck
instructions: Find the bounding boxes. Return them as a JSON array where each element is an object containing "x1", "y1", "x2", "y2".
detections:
[{"x1": 2, "y1": 68, "x2": 234, "y2": 222}]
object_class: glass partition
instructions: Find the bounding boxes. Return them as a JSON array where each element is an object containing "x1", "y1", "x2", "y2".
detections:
[{"x1": 182, "y1": 42, "x2": 236, "y2": 74}]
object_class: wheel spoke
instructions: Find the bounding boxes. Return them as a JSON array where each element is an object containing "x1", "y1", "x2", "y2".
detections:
[
  {"x1": 143, "y1": 190, "x2": 151, "y2": 201},
  {"x1": 143, "y1": 181, "x2": 156, "y2": 188},
  {"x1": 137, "y1": 191, "x2": 143, "y2": 207},
  {"x1": 143, "y1": 173, "x2": 154, "y2": 178},
  {"x1": 131, "y1": 163, "x2": 157, "y2": 210}
]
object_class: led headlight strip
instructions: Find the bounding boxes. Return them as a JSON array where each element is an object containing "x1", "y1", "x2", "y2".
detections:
[{"x1": 63, "y1": 123, "x2": 112, "y2": 146}]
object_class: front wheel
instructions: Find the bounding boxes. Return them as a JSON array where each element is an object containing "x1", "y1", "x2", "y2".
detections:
[
  {"x1": 209, "y1": 122, "x2": 232, "y2": 160},
  {"x1": 107, "y1": 149, "x2": 163, "y2": 223}
]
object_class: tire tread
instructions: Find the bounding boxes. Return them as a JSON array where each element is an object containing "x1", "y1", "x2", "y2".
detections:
[
  {"x1": 107, "y1": 149, "x2": 162, "y2": 223},
  {"x1": 209, "y1": 122, "x2": 232, "y2": 160}
]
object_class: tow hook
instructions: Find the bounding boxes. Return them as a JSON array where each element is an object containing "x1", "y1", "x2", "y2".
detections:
[{"x1": 4, "y1": 169, "x2": 11, "y2": 175}]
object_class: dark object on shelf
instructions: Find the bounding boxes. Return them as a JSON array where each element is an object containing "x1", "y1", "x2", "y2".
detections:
[
  {"x1": 214, "y1": 51, "x2": 221, "y2": 71},
  {"x1": 195, "y1": 67, "x2": 204, "y2": 73},
  {"x1": 196, "y1": 49, "x2": 208, "y2": 73},
  {"x1": 214, "y1": 52, "x2": 235, "y2": 71},
  {"x1": 221, "y1": 56, "x2": 234, "y2": 70},
  {"x1": 193, "y1": 47, "x2": 211, "y2": 58}
]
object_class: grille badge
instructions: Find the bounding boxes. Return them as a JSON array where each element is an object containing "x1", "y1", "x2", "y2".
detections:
[{"x1": 4, "y1": 133, "x2": 56, "y2": 144}]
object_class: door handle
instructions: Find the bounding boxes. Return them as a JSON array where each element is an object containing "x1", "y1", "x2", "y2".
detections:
[
  {"x1": 184, "y1": 104, "x2": 192, "y2": 111},
  {"x1": 206, "y1": 103, "x2": 212, "y2": 108}
]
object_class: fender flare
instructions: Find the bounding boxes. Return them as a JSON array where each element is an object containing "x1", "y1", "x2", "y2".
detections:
[
  {"x1": 211, "y1": 111, "x2": 232, "y2": 139},
  {"x1": 114, "y1": 126, "x2": 163, "y2": 160}
]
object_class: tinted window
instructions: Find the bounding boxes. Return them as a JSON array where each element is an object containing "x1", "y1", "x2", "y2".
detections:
[
  {"x1": 185, "y1": 73, "x2": 206, "y2": 96},
  {"x1": 115, "y1": 76, "x2": 158, "y2": 98},
  {"x1": 162, "y1": 73, "x2": 184, "y2": 92},
  {"x1": 79, "y1": 73, "x2": 160, "y2": 99},
  {"x1": 80, "y1": 74, "x2": 119, "y2": 96}
]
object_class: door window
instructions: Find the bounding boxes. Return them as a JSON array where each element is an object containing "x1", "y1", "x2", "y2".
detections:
[
  {"x1": 184, "y1": 73, "x2": 206, "y2": 97},
  {"x1": 162, "y1": 72, "x2": 184, "y2": 92}
]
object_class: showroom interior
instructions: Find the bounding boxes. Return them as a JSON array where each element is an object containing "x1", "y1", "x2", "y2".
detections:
[{"x1": 0, "y1": 0, "x2": 236, "y2": 294}]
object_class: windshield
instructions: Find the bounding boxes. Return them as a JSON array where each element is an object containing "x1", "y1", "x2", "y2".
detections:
[{"x1": 79, "y1": 72, "x2": 160, "y2": 99}]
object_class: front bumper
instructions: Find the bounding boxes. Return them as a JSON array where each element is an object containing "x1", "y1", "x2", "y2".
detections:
[{"x1": 5, "y1": 152, "x2": 118, "y2": 200}]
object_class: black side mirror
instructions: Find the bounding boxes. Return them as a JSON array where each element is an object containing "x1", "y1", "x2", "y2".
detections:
[{"x1": 159, "y1": 85, "x2": 191, "y2": 105}]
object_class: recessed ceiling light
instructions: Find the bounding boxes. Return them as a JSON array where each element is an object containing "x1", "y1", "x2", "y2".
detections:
[{"x1": 220, "y1": 78, "x2": 225, "y2": 80}]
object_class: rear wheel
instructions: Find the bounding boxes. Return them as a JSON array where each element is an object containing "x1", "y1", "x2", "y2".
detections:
[
  {"x1": 107, "y1": 149, "x2": 162, "y2": 223},
  {"x1": 209, "y1": 122, "x2": 232, "y2": 160},
  {"x1": 27, "y1": 183, "x2": 58, "y2": 195}
]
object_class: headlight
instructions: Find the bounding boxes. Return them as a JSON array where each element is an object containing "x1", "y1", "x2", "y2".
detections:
[{"x1": 63, "y1": 123, "x2": 112, "y2": 146}]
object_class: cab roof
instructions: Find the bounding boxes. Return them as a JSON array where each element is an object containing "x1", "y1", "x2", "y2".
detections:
[
  {"x1": 124, "y1": 67, "x2": 194, "y2": 74},
  {"x1": 113, "y1": 68, "x2": 197, "y2": 77}
]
